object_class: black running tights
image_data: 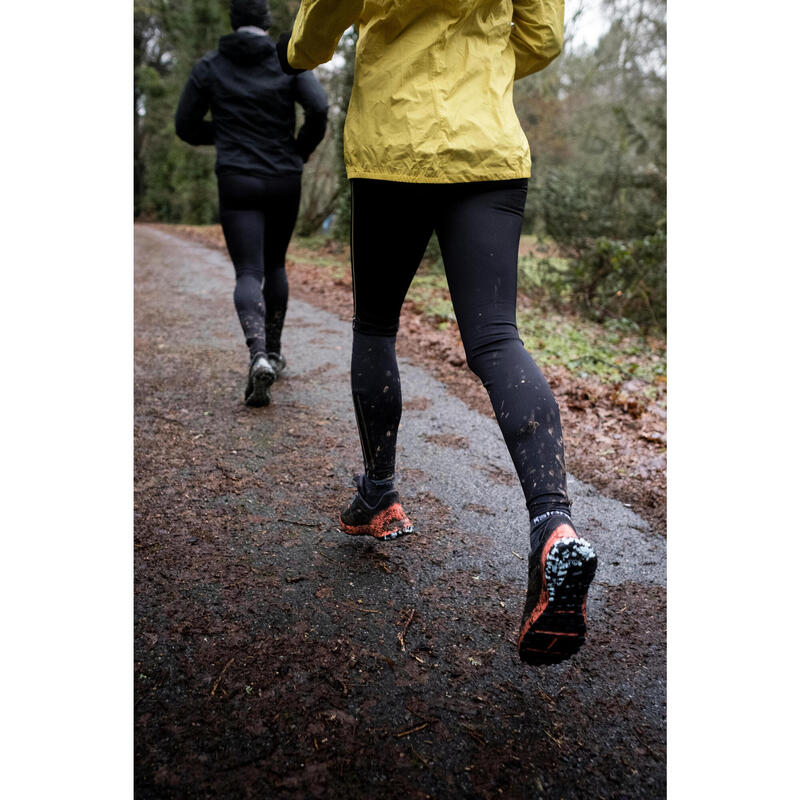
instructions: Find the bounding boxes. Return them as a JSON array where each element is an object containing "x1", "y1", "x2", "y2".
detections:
[
  {"x1": 218, "y1": 172, "x2": 302, "y2": 358},
  {"x1": 349, "y1": 178, "x2": 570, "y2": 520}
]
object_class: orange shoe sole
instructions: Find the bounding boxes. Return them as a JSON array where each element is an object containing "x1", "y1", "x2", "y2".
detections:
[
  {"x1": 338, "y1": 503, "x2": 414, "y2": 541},
  {"x1": 518, "y1": 525, "x2": 597, "y2": 666}
]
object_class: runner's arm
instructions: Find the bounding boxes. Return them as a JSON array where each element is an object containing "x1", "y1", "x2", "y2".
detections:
[
  {"x1": 175, "y1": 62, "x2": 215, "y2": 146},
  {"x1": 287, "y1": 0, "x2": 365, "y2": 70},
  {"x1": 510, "y1": 0, "x2": 565, "y2": 80},
  {"x1": 293, "y1": 72, "x2": 329, "y2": 162}
]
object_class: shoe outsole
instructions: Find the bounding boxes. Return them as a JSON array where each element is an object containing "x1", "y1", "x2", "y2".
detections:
[
  {"x1": 245, "y1": 363, "x2": 275, "y2": 407},
  {"x1": 337, "y1": 502, "x2": 415, "y2": 541},
  {"x1": 337, "y1": 524, "x2": 414, "y2": 541},
  {"x1": 518, "y1": 536, "x2": 597, "y2": 666}
]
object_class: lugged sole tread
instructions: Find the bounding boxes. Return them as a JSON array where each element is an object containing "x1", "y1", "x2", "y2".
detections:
[
  {"x1": 337, "y1": 521, "x2": 414, "y2": 541},
  {"x1": 519, "y1": 537, "x2": 597, "y2": 666},
  {"x1": 245, "y1": 363, "x2": 275, "y2": 407}
]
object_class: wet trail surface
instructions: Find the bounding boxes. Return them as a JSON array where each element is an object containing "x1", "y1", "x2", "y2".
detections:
[{"x1": 134, "y1": 226, "x2": 665, "y2": 799}]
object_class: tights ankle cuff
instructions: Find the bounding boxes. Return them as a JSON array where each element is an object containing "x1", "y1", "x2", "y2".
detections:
[
  {"x1": 361, "y1": 474, "x2": 394, "y2": 504},
  {"x1": 529, "y1": 509, "x2": 573, "y2": 552}
]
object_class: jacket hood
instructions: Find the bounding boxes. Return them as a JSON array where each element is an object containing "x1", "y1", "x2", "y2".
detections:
[{"x1": 218, "y1": 31, "x2": 275, "y2": 65}]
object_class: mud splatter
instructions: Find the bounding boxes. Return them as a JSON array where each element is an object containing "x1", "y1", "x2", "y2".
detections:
[{"x1": 422, "y1": 432, "x2": 470, "y2": 450}]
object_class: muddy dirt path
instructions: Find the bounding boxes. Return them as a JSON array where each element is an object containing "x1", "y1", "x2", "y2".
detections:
[{"x1": 134, "y1": 225, "x2": 665, "y2": 799}]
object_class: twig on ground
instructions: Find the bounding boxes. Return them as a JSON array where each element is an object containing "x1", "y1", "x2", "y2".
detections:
[
  {"x1": 409, "y1": 741, "x2": 429, "y2": 766},
  {"x1": 398, "y1": 609, "x2": 416, "y2": 652},
  {"x1": 277, "y1": 518, "x2": 322, "y2": 528},
  {"x1": 210, "y1": 657, "x2": 235, "y2": 696},
  {"x1": 214, "y1": 461, "x2": 240, "y2": 481},
  {"x1": 397, "y1": 722, "x2": 428, "y2": 738},
  {"x1": 538, "y1": 689, "x2": 555, "y2": 705},
  {"x1": 461, "y1": 722, "x2": 487, "y2": 745},
  {"x1": 148, "y1": 413, "x2": 185, "y2": 426},
  {"x1": 231, "y1": 448, "x2": 268, "y2": 461},
  {"x1": 340, "y1": 601, "x2": 381, "y2": 614},
  {"x1": 544, "y1": 729, "x2": 563, "y2": 749}
]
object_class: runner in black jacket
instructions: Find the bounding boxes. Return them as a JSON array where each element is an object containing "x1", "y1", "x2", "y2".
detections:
[{"x1": 176, "y1": 0, "x2": 328, "y2": 406}]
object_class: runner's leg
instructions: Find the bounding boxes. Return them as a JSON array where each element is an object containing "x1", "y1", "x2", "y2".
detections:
[
  {"x1": 435, "y1": 180, "x2": 571, "y2": 521},
  {"x1": 218, "y1": 174, "x2": 268, "y2": 358},
  {"x1": 261, "y1": 174, "x2": 302, "y2": 356},
  {"x1": 349, "y1": 179, "x2": 434, "y2": 484}
]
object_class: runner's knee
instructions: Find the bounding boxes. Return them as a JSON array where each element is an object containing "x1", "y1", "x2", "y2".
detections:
[
  {"x1": 352, "y1": 315, "x2": 400, "y2": 338},
  {"x1": 463, "y1": 331, "x2": 524, "y2": 378},
  {"x1": 234, "y1": 267, "x2": 263, "y2": 283}
]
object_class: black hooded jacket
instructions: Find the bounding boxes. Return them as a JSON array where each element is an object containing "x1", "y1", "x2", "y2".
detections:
[{"x1": 175, "y1": 31, "x2": 328, "y2": 177}]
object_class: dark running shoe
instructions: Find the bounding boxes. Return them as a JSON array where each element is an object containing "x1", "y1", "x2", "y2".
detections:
[
  {"x1": 244, "y1": 353, "x2": 276, "y2": 407},
  {"x1": 518, "y1": 522, "x2": 597, "y2": 666},
  {"x1": 338, "y1": 477, "x2": 414, "y2": 541},
  {"x1": 266, "y1": 352, "x2": 287, "y2": 378}
]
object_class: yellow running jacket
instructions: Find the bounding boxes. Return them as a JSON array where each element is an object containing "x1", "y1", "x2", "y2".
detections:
[{"x1": 287, "y1": 0, "x2": 564, "y2": 183}]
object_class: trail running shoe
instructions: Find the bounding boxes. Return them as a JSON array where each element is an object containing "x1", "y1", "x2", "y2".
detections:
[
  {"x1": 518, "y1": 522, "x2": 597, "y2": 666},
  {"x1": 338, "y1": 477, "x2": 414, "y2": 541},
  {"x1": 244, "y1": 353, "x2": 276, "y2": 407},
  {"x1": 266, "y1": 352, "x2": 287, "y2": 378}
]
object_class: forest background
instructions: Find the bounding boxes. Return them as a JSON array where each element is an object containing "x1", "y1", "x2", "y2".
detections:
[{"x1": 134, "y1": 0, "x2": 666, "y2": 332}]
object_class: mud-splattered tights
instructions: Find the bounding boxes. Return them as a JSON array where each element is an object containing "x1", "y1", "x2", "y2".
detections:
[
  {"x1": 218, "y1": 172, "x2": 301, "y2": 358},
  {"x1": 349, "y1": 178, "x2": 571, "y2": 520}
]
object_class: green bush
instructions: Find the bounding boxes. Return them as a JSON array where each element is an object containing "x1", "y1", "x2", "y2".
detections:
[
  {"x1": 568, "y1": 227, "x2": 666, "y2": 330},
  {"x1": 538, "y1": 164, "x2": 666, "y2": 333}
]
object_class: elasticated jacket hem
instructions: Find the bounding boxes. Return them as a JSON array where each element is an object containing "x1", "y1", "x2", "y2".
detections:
[
  {"x1": 345, "y1": 168, "x2": 532, "y2": 184},
  {"x1": 216, "y1": 164, "x2": 302, "y2": 179}
]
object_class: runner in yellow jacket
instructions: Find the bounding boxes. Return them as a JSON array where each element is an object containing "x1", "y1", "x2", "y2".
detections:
[
  {"x1": 284, "y1": 0, "x2": 563, "y2": 182},
  {"x1": 279, "y1": 0, "x2": 597, "y2": 667}
]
